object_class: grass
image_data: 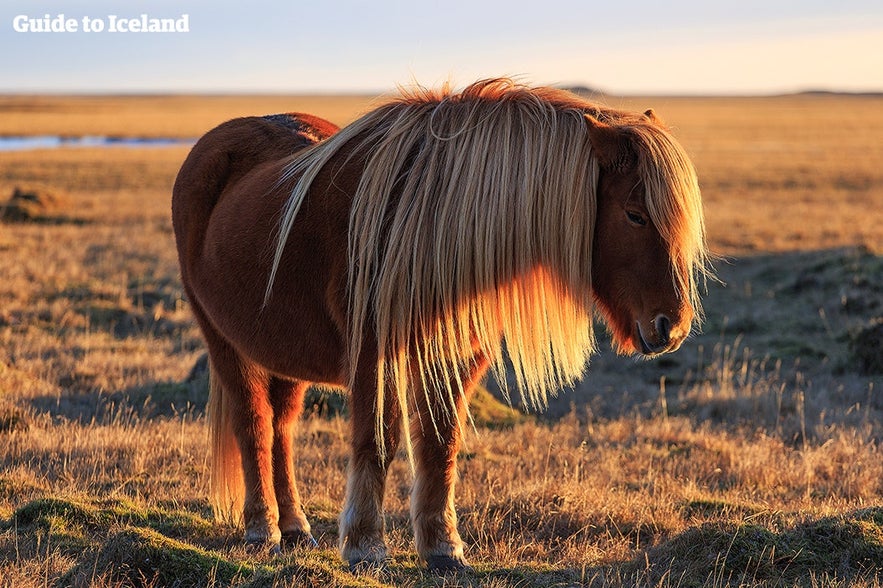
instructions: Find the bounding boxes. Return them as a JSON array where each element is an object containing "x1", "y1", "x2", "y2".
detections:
[
  {"x1": 4, "y1": 415, "x2": 883, "y2": 586},
  {"x1": 0, "y1": 94, "x2": 376, "y2": 137},
  {"x1": 0, "y1": 92, "x2": 882, "y2": 586}
]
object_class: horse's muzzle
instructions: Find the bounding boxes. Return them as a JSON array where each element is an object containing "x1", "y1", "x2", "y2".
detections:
[{"x1": 637, "y1": 315, "x2": 674, "y2": 355}]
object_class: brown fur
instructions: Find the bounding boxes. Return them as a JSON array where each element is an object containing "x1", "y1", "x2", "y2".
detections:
[{"x1": 172, "y1": 79, "x2": 710, "y2": 569}]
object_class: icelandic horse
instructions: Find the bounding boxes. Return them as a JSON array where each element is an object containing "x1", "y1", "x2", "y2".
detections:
[{"x1": 172, "y1": 79, "x2": 710, "y2": 570}]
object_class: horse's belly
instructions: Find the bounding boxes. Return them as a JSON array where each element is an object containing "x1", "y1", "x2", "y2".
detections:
[{"x1": 191, "y1": 183, "x2": 349, "y2": 386}]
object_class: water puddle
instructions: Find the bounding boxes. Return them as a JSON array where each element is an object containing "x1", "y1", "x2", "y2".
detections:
[{"x1": 0, "y1": 135, "x2": 196, "y2": 151}]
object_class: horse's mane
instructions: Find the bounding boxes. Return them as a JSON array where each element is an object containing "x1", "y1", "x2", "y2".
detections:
[{"x1": 268, "y1": 78, "x2": 709, "y2": 453}]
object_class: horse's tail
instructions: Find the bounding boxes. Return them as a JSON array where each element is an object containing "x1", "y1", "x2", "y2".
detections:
[{"x1": 206, "y1": 360, "x2": 244, "y2": 525}]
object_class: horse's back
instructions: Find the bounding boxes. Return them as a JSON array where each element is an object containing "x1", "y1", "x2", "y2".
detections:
[{"x1": 172, "y1": 113, "x2": 338, "y2": 257}]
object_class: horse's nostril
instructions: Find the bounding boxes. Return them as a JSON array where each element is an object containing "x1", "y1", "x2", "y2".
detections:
[{"x1": 655, "y1": 314, "x2": 672, "y2": 343}]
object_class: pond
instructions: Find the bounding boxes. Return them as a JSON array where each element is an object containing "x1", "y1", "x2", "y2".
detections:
[{"x1": 0, "y1": 135, "x2": 196, "y2": 151}]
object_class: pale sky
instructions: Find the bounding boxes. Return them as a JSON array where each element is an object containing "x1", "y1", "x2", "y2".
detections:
[{"x1": 3, "y1": 0, "x2": 882, "y2": 95}]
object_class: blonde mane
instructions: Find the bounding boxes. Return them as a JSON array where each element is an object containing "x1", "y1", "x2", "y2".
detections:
[{"x1": 268, "y1": 78, "x2": 709, "y2": 454}]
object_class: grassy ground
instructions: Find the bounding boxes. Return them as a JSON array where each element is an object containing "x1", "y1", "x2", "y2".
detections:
[
  {"x1": 0, "y1": 94, "x2": 375, "y2": 137},
  {"x1": 0, "y1": 93, "x2": 881, "y2": 587}
]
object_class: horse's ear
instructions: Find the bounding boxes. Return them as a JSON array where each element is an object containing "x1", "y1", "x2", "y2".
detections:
[
  {"x1": 585, "y1": 115, "x2": 636, "y2": 171},
  {"x1": 643, "y1": 108, "x2": 662, "y2": 124}
]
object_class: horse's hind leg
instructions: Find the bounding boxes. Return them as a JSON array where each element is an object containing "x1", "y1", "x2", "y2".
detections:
[
  {"x1": 206, "y1": 334, "x2": 281, "y2": 550},
  {"x1": 269, "y1": 377, "x2": 317, "y2": 549},
  {"x1": 411, "y1": 355, "x2": 490, "y2": 571},
  {"x1": 339, "y1": 361, "x2": 402, "y2": 570}
]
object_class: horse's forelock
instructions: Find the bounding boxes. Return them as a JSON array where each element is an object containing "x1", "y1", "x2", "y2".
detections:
[{"x1": 629, "y1": 122, "x2": 711, "y2": 319}]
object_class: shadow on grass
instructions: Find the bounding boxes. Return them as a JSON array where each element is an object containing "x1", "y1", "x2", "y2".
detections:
[
  {"x1": 24, "y1": 376, "x2": 209, "y2": 426},
  {"x1": 479, "y1": 247, "x2": 883, "y2": 429},
  {"x1": 24, "y1": 350, "x2": 525, "y2": 431},
  {"x1": 19, "y1": 247, "x2": 882, "y2": 436}
]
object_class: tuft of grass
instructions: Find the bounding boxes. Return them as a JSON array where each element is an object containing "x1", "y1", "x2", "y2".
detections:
[
  {"x1": 9, "y1": 497, "x2": 104, "y2": 530},
  {"x1": 6, "y1": 496, "x2": 253, "y2": 586},
  {"x1": 467, "y1": 385, "x2": 528, "y2": 429},
  {"x1": 63, "y1": 527, "x2": 257, "y2": 587},
  {"x1": 0, "y1": 185, "x2": 74, "y2": 224},
  {"x1": 622, "y1": 508, "x2": 883, "y2": 587}
]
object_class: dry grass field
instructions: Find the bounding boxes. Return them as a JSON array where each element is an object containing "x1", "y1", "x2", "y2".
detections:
[{"x1": 0, "y1": 92, "x2": 881, "y2": 587}]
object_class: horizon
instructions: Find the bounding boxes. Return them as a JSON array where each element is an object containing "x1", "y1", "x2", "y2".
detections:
[{"x1": 2, "y1": 87, "x2": 882, "y2": 99}]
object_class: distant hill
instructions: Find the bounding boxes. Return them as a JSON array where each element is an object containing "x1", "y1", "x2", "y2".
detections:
[
  {"x1": 558, "y1": 85, "x2": 607, "y2": 97},
  {"x1": 790, "y1": 89, "x2": 883, "y2": 97}
]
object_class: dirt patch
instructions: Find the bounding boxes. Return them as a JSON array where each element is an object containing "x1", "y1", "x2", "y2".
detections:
[{"x1": 0, "y1": 185, "x2": 72, "y2": 223}]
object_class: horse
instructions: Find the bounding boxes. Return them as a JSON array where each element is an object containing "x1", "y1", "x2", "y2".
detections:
[{"x1": 172, "y1": 78, "x2": 710, "y2": 571}]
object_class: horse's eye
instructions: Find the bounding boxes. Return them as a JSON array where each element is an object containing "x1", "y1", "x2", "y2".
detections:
[{"x1": 626, "y1": 210, "x2": 648, "y2": 226}]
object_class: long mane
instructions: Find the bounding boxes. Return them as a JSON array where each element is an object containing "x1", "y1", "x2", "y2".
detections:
[{"x1": 268, "y1": 78, "x2": 709, "y2": 452}]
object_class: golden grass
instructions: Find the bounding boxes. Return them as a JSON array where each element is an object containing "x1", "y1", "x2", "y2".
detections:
[
  {"x1": 0, "y1": 94, "x2": 376, "y2": 138},
  {"x1": 0, "y1": 92, "x2": 882, "y2": 586},
  {"x1": 3, "y1": 410, "x2": 882, "y2": 586},
  {"x1": 3, "y1": 92, "x2": 881, "y2": 254},
  {"x1": 615, "y1": 95, "x2": 883, "y2": 254}
]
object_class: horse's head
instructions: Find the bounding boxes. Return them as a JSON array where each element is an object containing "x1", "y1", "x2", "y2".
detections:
[{"x1": 587, "y1": 111, "x2": 708, "y2": 357}]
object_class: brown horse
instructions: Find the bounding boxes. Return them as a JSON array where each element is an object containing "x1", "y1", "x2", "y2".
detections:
[{"x1": 172, "y1": 79, "x2": 710, "y2": 571}]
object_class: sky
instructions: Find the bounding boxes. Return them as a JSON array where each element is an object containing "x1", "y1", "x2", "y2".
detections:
[{"x1": 3, "y1": 0, "x2": 883, "y2": 95}]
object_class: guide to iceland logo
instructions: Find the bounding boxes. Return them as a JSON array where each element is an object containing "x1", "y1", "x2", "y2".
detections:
[{"x1": 12, "y1": 13, "x2": 190, "y2": 33}]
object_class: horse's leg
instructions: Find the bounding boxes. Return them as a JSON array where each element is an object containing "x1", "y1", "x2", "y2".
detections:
[
  {"x1": 206, "y1": 334, "x2": 281, "y2": 550},
  {"x1": 339, "y1": 362, "x2": 402, "y2": 570},
  {"x1": 411, "y1": 355, "x2": 490, "y2": 571},
  {"x1": 269, "y1": 377, "x2": 318, "y2": 549}
]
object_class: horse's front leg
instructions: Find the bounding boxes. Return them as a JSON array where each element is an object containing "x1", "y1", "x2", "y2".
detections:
[
  {"x1": 339, "y1": 364, "x2": 402, "y2": 569},
  {"x1": 411, "y1": 355, "x2": 490, "y2": 571}
]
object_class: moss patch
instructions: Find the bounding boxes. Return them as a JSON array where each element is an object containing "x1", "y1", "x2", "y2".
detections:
[
  {"x1": 10, "y1": 496, "x2": 106, "y2": 530},
  {"x1": 623, "y1": 507, "x2": 883, "y2": 586},
  {"x1": 3, "y1": 495, "x2": 391, "y2": 587},
  {"x1": 6, "y1": 497, "x2": 883, "y2": 586},
  {"x1": 468, "y1": 384, "x2": 527, "y2": 429},
  {"x1": 62, "y1": 527, "x2": 256, "y2": 587}
]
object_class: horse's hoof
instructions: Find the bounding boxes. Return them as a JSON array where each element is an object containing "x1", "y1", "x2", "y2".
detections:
[
  {"x1": 348, "y1": 558, "x2": 390, "y2": 575},
  {"x1": 426, "y1": 554, "x2": 472, "y2": 573},
  {"x1": 244, "y1": 539, "x2": 282, "y2": 557},
  {"x1": 281, "y1": 530, "x2": 319, "y2": 550}
]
